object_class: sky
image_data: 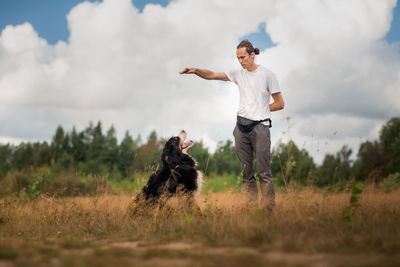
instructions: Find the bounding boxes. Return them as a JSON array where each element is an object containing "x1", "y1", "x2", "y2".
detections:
[{"x1": 0, "y1": 0, "x2": 399, "y2": 164}]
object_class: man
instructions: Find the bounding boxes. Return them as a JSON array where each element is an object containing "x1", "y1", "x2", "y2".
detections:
[{"x1": 179, "y1": 40, "x2": 284, "y2": 211}]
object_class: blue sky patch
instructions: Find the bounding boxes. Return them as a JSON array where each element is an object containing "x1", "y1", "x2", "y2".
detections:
[
  {"x1": 386, "y1": 2, "x2": 400, "y2": 43},
  {"x1": 133, "y1": 0, "x2": 170, "y2": 12},
  {"x1": 239, "y1": 22, "x2": 276, "y2": 52}
]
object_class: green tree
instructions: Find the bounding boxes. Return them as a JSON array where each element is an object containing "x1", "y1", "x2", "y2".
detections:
[
  {"x1": 88, "y1": 122, "x2": 105, "y2": 160},
  {"x1": 353, "y1": 140, "x2": 385, "y2": 182},
  {"x1": 132, "y1": 130, "x2": 163, "y2": 172},
  {"x1": 32, "y1": 142, "x2": 51, "y2": 167},
  {"x1": 189, "y1": 141, "x2": 211, "y2": 175},
  {"x1": 85, "y1": 121, "x2": 106, "y2": 173},
  {"x1": 318, "y1": 154, "x2": 337, "y2": 186},
  {"x1": 271, "y1": 141, "x2": 315, "y2": 185},
  {"x1": 380, "y1": 117, "x2": 400, "y2": 174},
  {"x1": 51, "y1": 125, "x2": 67, "y2": 162},
  {"x1": 13, "y1": 143, "x2": 34, "y2": 170},
  {"x1": 335, "y1": 145, "x2": 353, "y2": 181},
  {"x1": 119, "y1": 131, "x2": 136, "y2": 176},
  {"x1": 0, "y1": 144, "x2": 13, "y2": 176},
  {"x1": 317, "y1": 145, "x2": 353, "y2": 186},
  {"x1": 208, "y1": 140, "x2": 241, "y2": 175},
  {"x1": 103, "y1": 125, "x2": 119, "y2": 169},
  {"x1": 70, "y1": 126, "x2": 86, "y2": 163}
]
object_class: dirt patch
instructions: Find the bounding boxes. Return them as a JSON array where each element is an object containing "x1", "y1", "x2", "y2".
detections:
[
  {"x1": 1, "y1": 240, "x2": 399, "y2": 266},
  {"x1": 157, "y1": 242, "x2": 195, "y2": 250},
  {"x1": 105, "y1": 241, "x2": 141, "y2": 249},
  {"x1": 61, "y1": 241, "x2": 396, "y2": 267},
  {"x1": 0, "y1": 261, "x2": 14, "y2": 267}
]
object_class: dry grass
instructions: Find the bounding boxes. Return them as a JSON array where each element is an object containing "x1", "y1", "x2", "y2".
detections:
[{"x1": 0, "y1": 186, "x2": 400, "y2": 266}]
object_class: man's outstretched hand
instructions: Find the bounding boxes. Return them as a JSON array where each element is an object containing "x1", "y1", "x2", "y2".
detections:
[
  {"x1": 179, "y1": 68, "x2": 196, "y2": 74},
  {"x1": 179, "y1": 68, "x2": 228, "y2": 81}
]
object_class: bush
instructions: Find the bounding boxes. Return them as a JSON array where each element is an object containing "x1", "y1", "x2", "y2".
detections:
[
  {"x1": 0, "y1": 167, "x2": 111, "y2": 197},
  {"x1": 382, "y1": 172, "x2": 400, "y2": 192},
  {"x1": 45, "y1": 172, "x2": 109, "y2": 196},
  {"x1": 202, "y1": 173, "x2": 242, "y2": 193},
  {"x1": 109, "y1": 172, "x2": 149, "y2": 194}
]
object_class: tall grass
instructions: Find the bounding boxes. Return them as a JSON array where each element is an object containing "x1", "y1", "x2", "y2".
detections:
[{"x1": 1, "y1": 185, "x2": 399, "y2": 252}]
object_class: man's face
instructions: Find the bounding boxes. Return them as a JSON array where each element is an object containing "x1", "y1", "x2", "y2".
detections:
[{"x1": 236, "y1": 47, "x2": 254, "y2": 70}]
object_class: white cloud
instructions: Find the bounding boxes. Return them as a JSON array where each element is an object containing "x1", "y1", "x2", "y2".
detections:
[
  {"x1": 0, "y1": 0, "x2": 399, "y2": 162},
  {"x1": 256, "y1": 0, "x2": 399, "y2": 162}
]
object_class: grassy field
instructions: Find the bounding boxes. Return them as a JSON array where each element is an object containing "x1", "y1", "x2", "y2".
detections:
[{"x1": 0, "y1": 180, "x2": 400, "y2": 266}]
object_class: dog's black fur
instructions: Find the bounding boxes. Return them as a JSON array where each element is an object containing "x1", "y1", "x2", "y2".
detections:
[{"x1": 132, "y1": 130, "x2": 202, "y2": 214}]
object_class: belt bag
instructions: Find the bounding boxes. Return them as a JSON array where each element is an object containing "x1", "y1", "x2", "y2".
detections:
[{"x1": 236, "y1": 115, "x2": 272, "y2": 133}]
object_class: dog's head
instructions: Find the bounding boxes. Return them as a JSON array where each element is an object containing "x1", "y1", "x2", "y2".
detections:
[
  {"x1": 165, "y1": 130, "x2": 194, "y2": 154},
  {"x1": 162, "y1": 130, "x2": 194, "y2": 168}
]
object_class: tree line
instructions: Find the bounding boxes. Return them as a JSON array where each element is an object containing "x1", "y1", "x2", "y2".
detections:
[
  {"x1": 270, "y1": 117, "x2": 400, "y2": 186},
  {"x1": 0, "y1": 118, "x2": 399, "y2": 187},
  {"x1": 0, "y1": 121, "x2": 240, "y2": 180}
]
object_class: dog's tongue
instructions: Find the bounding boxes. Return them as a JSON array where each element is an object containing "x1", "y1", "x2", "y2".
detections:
[{"x1": 182, "y1": 140, "x2": 193, "y2": 149}]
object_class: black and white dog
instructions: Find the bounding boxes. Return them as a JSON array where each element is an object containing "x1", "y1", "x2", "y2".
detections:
[{"x1": 131, "y1": 130, "x2": 203, "y2": 215}]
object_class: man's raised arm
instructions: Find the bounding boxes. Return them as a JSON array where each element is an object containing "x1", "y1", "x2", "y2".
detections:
[{"x1": 179, "y1": 68, "x2": 229, "y2": 81}]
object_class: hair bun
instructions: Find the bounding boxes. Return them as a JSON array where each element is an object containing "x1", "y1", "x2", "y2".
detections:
[{"x1": 254, "y1": 48, "x2": 260, "y2": 55}]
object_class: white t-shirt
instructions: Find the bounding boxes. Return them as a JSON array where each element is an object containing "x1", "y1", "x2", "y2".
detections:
[{"x1": 225, "y1": 65, "x2": 281, "y2": 125}]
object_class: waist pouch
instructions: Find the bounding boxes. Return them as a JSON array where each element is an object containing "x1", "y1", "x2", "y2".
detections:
[{"x1": 236, "y1": 115, "x2": 272, "y2": 133}]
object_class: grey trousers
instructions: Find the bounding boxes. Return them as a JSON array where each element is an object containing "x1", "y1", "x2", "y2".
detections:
[{"x1": 233, "y1": 123, "x2": 275, "y2": 209}]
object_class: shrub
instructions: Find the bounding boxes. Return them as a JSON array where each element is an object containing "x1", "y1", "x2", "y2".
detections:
[{"x1": 382, "y1": 172, "x2": 400, "y2": 192}]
